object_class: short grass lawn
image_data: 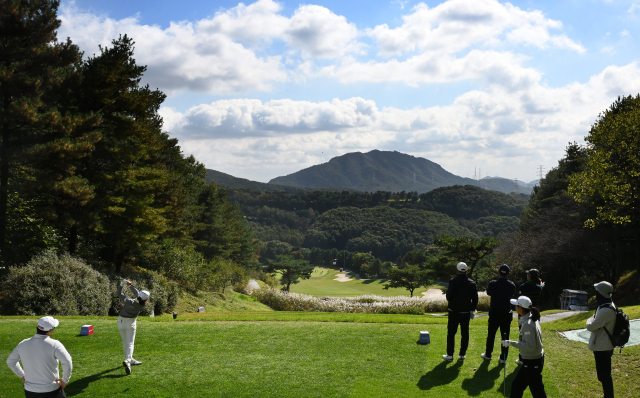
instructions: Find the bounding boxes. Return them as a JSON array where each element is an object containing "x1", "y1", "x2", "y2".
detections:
[
  {"x1": 1, "y1": 306, "x2": 638, "y2": 397},
  {"x1": 290, "y1": 267, "x2": 438, "y2": 297}
]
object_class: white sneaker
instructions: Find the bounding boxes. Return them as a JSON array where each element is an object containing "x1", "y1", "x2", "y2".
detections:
[
  {"x1": 123, "y1": 360, "x2": 131, "y2": 375},
  {"x1": 130, "y1": 359, "x2": 142, "y2": 366},
  {"x1": 458, "y1": 355, "x2": 466, "y2": 361},
  {"x1": 480, "y1": 353, "x2": 491, "y2": 361},
  {"x1": 515, "y1": 359, "x2": 523, "y2": 366},
  {"x1": 442, "y1": 355, "x2": 453, "y2": 362},
  {"x1": 499, "y1": 359, "x2": 505, "y2": 364}
]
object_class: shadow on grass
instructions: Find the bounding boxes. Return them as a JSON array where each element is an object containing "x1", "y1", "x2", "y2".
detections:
[
  {"x1": 65, "y1": 367, "x2": 126, "y2": 396},
  {"x1": 460, "y1": 361, "x2": 503, "y2": 396},
  {"x1": 496, "y1": 367, "x2": 519, "y2": 397},
  {"x1": 417, "y1": 360, "x2": 463, "y2": 390}
]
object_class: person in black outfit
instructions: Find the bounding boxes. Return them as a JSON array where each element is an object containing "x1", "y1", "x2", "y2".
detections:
[
  {"x1": 519, "y1": 269, "x2": 544, "y2": 309},
  {"x1": 443, "y1": 262, "x2": 479, "y2": 361},
  {"x1": 481, "y1": 264, "x2": 516, "y2": 364}
]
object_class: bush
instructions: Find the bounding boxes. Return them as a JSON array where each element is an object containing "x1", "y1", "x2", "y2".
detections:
[
  {"x1": 0, "y1": 251, "x2": 110, "y2": 316},
  {"x1": 137, "y1": 240, "x2": 206, "y2": 292},
  {"x1": 110, "y1": 267, "x2": 179, "y2": 316}
]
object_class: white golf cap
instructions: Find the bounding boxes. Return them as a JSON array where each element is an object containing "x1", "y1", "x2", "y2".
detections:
[
  {"x1": 138, "y1": 290, "x2": 150, "y2": 300},
  {"x1": 594, "y1": 281, "x2": 614, "y2": 298},
  {"x1": 456, "y1": 262, "x2": 468, "y2": 272},
  {"x1": 37, "y1": 316, "x2": 59, "y2": 332},
  {"x1": 510, "y1": 296, "x2": 533, "y2": 309}
]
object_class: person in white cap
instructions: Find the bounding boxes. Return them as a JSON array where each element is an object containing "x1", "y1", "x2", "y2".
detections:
[
  {"x1": 117, "y1": 279, "x2": 150, "y2": 375},
  {"x1": 501, "y1": 296, "x2": 546, "y2": 398},
  {"x1": 6, "y1": 316, "x2": 72, "y2": 398},
  {"x1": 586, "y1": 281, "x2": 616, "y2": 398},
  {"x1": 443, "y1": 261, "x2": 478, "y2": 362}
]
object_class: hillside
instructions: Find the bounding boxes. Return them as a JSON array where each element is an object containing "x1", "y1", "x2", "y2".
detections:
[
  {"x1": 304, "y1": 206, "x2": 473, "y2": 260},
  {"x1": 205, "y1": 169, "x2": 315, "y2": 193},
  {"x1": 269, "y1": 150, "x2": 532, "y2": 194}
]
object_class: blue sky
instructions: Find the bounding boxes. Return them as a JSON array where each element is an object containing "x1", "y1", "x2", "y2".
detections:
[{"x1": 58, "y1": 0, "x2": 640, "y2": 182}]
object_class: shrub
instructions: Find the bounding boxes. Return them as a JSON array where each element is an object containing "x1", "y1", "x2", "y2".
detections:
[
  {"x1": 138, "y1": 240, "x2": 206, "y2": 292},
  {"x1": 0, "y1": 251, "x2": 110, "y2": 316}
]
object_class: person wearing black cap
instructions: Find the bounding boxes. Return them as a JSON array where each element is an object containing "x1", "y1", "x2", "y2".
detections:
[
  {"x1": 519, "y1": 269, "x2": 544, "y2": 309},
  {"x1": 481, "y1": 264, "x2": 516, "y2": 364},
  {"x1": 587, "y1": 281, "x2": 616, "y2": 398},
  {"x1": 443, "y1": 262, "x2": 479, "y2": 362}
]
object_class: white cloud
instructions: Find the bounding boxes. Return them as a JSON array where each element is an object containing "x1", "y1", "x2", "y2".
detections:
[
  {"x1": 58, "y1": 3, "x2": 288, "y2": 95},
  {"x1": 163, "y1": 63, "x2": 640, "y2": 182},
  {"x1": 620, "y1": 29, "x2": 630, "y2": 36},
  {"x1": 367, "y1": 0, "x2": 585, "y2": 56}
]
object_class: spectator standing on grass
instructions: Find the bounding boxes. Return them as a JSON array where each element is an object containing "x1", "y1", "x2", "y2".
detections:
[
  {"x1": 443, "y1": 262, "x2": 479, "y2": 362},
  {"x1": 481, "y1": 264, "x2": 516, "y2": 364},
  {"x1": 586, "y1": 281, "x2": 616, "y2": 398},
  {"x1": 502, "y1": 296, "x2": 547, "y2": 398},
  {"x1": 519, "y1": 269, "x2": 544, "y2": 309},
  {"x1": 118, "y1": 279, "x2": 150, "y2": 375},
  {"x1": 6, "y1": 316, "x2": 72, "y2": 398}
]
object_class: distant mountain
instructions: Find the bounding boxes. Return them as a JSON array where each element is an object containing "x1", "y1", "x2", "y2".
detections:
[
  {"x1": 268, "y1": 150, "x2": 532, "y2": 195},
  {"x1": 205, "y1": 169, "x2": 315, "y2": 193}
]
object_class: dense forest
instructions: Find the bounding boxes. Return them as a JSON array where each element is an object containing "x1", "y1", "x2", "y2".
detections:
[{"x1": 0, "y1": 1, "x2": 255, "y2": 315}]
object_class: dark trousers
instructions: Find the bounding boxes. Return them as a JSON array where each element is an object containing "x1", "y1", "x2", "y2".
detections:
[
  {"x1": 594, "y1": 350, "x2": 614, "y2": 398},
  {"x1": 447, "y1": 311, "x2": 470, "y2": 356},
  {"x1": 25, "y1": 388, "x2": 66, "y2": 398},
  {"x1": 486, "y1": 312, "x2": 512, "y2": 360},
  {"x1": 510, "y1": 356, "x2": 547, "y2": 398}
]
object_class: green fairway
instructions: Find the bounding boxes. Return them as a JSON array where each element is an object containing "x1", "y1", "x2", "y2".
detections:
[
  {"x1": 2, "y1": 307, "x2": 638, "y2": 397},
  {"x1": 289, "y1": 267, "x2": 437, "y2": 297}
]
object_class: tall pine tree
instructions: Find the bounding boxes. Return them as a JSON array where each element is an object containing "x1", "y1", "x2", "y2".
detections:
[{"x1": 0, "y1": 0, "x2": 82, "y2": 264}]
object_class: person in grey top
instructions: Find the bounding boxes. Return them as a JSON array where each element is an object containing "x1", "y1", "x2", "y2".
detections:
[
  {"x1": 118, "y1": 280, "x2": 150, "y2": 375},
  {"x1": 6, "y1": 316, "x2": 72, "y2": 398},
  {"x1": 587, "y1": 281, "x2": 617, "y2": 398},
  {"x1": 502, "y1": 296, "x2": 547, "y2": 398}
]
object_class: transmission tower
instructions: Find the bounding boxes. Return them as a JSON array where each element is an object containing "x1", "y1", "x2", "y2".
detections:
[
  {"x1": 473, "y1": 167, "x2": 477, "y2": 180},
  {"x1": 514, "y1": 178, "x2": 519, "y2": 193},
  {"x1": 537, "y1": 165, "x2": 545, "y2": 181}
]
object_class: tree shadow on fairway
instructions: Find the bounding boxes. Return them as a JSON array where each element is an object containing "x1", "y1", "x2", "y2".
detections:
[
  {"x1": 65, "y1": 367, "x2": 126, "y2": 396},
  {"x1": 460, "y1": 361, "x2": 502, "y2": 396},
  {"x1": 417, "y1": 360, "x2": 463, "y2": 390}
]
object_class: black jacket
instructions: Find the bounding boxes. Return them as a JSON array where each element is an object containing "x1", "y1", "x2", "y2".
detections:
[
  {"x1": 487, "y1": 277, "x2": 516, "y2": 314},
  {"x1": 446, "y1": 274, "x2": 479, "y2": 312},
  {"x1": 519, "y1": 281, "x2": 543, "y2": 307}
]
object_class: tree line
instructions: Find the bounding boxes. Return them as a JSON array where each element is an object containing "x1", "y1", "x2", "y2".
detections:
[{"x1": 0, "y1": 0, "x2": 255, "y2": 308}]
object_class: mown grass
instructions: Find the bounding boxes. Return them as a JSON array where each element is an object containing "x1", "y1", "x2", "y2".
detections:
[
  {"x1": 290, "y1": 267, "x2": 439, "y2": 297},
  {"x1": 1, "y1": 306, "x2": 638, "y2": 397}
]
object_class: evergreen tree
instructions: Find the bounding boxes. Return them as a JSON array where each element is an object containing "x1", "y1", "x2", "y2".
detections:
[
  {"x1": 0, "y1": 0, "x2": 82, "y2": 263},
  {"x1": 266, "y1": 254, "x2": 313, "y2": 292}
]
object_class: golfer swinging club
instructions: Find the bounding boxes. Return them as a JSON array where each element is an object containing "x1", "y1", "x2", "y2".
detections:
[{"x1": 117, "y1": 279, "x2": 150, "y2": 375}]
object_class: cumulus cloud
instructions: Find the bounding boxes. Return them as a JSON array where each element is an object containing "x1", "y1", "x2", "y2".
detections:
[
  {"x1": 162, "y1": 63, "x2": 640, "y2": 182},
  {"x1": 367, "y1": 0, "x2": 585, "y2": 56}
]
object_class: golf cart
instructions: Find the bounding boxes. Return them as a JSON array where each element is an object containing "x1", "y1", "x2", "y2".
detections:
[{"x1": 559, "y1": 289, "x2": 589, "y2": 311}]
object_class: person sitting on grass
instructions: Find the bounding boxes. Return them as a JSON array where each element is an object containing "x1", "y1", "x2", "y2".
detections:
[
  {"x1": 443, "y1": 262, "x2": 478, "y2": 362},
  {"x1": 501, "y1": 296, "x2": 547, "y2": 398}
]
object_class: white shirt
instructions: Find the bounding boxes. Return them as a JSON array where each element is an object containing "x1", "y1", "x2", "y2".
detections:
[{"x1": 6, "y1": 334, "x2": 73, "y2": 393}]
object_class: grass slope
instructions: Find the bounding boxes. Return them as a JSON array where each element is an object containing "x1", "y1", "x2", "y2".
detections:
[
  {"x1": 289, "y1": 267, "x2": 436, "y2": 297},
  {"x1": 1, "y1": 306, "x2": 638, "y2": 397}
]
